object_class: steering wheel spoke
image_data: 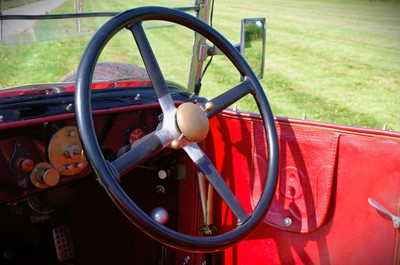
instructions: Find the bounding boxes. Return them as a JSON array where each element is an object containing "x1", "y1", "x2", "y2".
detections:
[
  {"x1": 184, "y1": 143, "x2": 251, "y2": 224},
  {"x1": 128, "y1": 21, "x2": 175, "y2": 112},
  {"x1": 204, "y1": 79, "x2": 255, "y2": 118},
  {"x1": 110, "y1": 131, "x2": 169, "y2": 180}
]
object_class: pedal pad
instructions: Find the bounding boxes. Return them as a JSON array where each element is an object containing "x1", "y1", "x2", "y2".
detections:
[{"x1": 52, "y1": 224, "x2": 75, "y2": 262}]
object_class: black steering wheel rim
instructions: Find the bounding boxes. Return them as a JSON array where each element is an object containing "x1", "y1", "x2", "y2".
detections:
[{"x1": 75, "y1": 6, "x2": 279, "y2": 252}]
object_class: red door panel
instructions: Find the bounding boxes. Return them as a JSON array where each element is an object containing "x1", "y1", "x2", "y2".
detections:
[{"x1": 207, "y1": 112, "x2": 400, "y2": 265}]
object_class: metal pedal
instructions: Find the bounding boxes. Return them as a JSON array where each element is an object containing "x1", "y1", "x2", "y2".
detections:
[{"x1": 52, "y1": 224, "x2": 75, "y2": 262}]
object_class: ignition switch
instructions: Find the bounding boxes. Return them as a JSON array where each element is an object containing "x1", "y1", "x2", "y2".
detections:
[{"x1": 9, "y1": 139, "x2": 38, "y2": 189}]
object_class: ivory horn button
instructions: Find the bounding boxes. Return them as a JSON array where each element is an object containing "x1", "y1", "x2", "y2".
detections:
[{"x1": 176, "y1": 102, "x2": 209, "y2": 142}]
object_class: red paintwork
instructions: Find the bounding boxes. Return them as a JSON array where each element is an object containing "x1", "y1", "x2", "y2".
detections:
[{"x1": 207, "y1": 110, "x2": 400, "y2": 265}]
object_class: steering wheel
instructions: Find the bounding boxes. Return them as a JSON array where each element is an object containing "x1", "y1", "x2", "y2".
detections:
[{"x1": 75, "y1": 6, "x2": 278, "y2": 252}]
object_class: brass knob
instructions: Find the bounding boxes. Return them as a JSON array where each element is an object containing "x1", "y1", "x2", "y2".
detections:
[
  {"x1": 30, "y1": 162, "x2": 60, "y2": 189},
  {"x1": 39, "y1": 168, "x2": 60, "y2": 187},
  {"x1": 171, "y1": 139, "x2": 181, "y2": 149},
  {"x1": 203, "y1": 101, "x2": 215, "y2": 112},
  {"x1": 171, "y1": 134, "x2": 184, "y2": 149}
]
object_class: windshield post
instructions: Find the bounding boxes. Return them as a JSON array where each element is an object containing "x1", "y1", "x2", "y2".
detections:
[
  {"x1": 74, "y1": 0, "x2": 83, "y2": 32},
  {"x1": 187, "y1": 0, "x2": 212, "y2": 95},
  {"x1": 0, "y1": 0, "x2": 3, "y2": 42}
]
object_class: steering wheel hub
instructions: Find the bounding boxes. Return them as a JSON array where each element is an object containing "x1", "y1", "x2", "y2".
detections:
[{"x1": 175, "y1": 102, "x2": 209, "y2": 142}]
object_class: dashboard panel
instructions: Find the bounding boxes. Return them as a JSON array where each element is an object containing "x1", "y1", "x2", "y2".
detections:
[{"x1": 0, "y1": 108, "x2": 163, "y2": 204}]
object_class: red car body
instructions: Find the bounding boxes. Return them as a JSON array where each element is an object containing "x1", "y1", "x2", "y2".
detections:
[{"x1": 0, "y1": 1, "x2": 398, "y2": 264}]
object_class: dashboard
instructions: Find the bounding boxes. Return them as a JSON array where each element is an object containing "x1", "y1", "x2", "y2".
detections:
[{"x1": 0, "y1": 107, "x2": 164, "y2": 204}]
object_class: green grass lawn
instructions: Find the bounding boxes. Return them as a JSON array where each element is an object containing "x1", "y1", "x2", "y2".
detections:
[
  {"x1": 0, "y1": 0, "x2": 399, "y2": 131},
  {"x1": 206, "y1": 0, "x2": 400, "y2": 131}
]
